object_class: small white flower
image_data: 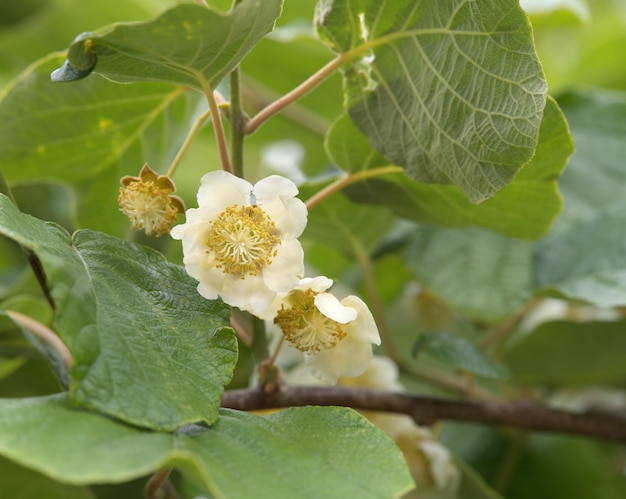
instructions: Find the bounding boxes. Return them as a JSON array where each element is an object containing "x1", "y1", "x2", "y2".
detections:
[
  {"x1": 270, "y1": 276, "x2": 381, "y2": 384},
  {"x1": 171, "y1": 171, "x2": 307, "y2": 316}
]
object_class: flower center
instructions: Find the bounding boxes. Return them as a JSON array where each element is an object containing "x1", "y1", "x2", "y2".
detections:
[
  {"x1": 274, "y1": 289, "x2": 347, "y2": 353},
  {"x1": 206, "y1": 204, "x2": 280, "y2": 277},
  {"x1": 118, "y1": 182, "x2": 179, "y2": 236}
]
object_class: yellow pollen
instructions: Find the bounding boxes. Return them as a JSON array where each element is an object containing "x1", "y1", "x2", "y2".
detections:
[
  {"x1": 118, "y1": 181, "x2": 179, "y2": 236},
  {"x1": 206, "y1": 204, "x2": 280, "y2": 277},
  {"x1": 274, "y1": 289, "x2": 347, "y2": 353}
]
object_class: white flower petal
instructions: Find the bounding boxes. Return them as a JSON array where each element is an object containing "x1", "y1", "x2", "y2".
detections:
[
  {"x1": 341, "y1": 295, "x2": 381, "y2": 345},
  {"x1": 169, "y1": 223, "x2": 185, "y2": 240},
  {"x1": 196, "y1": 170, "x2": 251, "y2": 209},
  {"x1": 220, "y1": 273, "x2": 277, "y2": 316},
  {"x1": 304, "y1": 350, "x2": 344, "y2": 385},
  {"x1": 334, "y1": 337, "x2": 373, "y2": 377},
  {"x1": 262, "y1": 240, "x2": 305, "y2": 292},
  {"x1": 254, "y1": 175, "x2": 307, "y2": 238},
  {"x1": 296, "y1": 276, "x2": 333, "y2": 293},
  {"x1": 262, "y1": 196, "x2": 308, "y2": 239},
  {"x1": 254, "y1": 174, "x2": 298, "y2": 199},
  {"x1": 196, "y1": 281, "x2": 219, "y2": 300},
  {"x1": 314, "y1": 293, "x2": 357, "y2": 324}
]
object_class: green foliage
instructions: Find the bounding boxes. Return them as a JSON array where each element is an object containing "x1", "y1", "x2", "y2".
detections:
[
  {"x1": 506, "y1": 319, "x2": 626, "y2": 387},
  {"x1": 0, "y1": 195, "x2": 237, "y2": 430},
  {"x1": 1, "y1": 0, "x2": 626, "y2": 497},
  {"x1": 53, "y1": 1, "x2": 283, "y2": 89},
  {"x1": 414, "y1": 332, "x2": 509, "y2": 379},
  {"x1": 0, "y1": 394, "x2": 413, "y2": 499},
  {"x1": 327, "y1": 97, "x2": 572, "y2": 239},
  {"x1": 406, "y1": 226, "x2": 534, "y2": 322},
  {"x1": 316, "y1": 0, "x2": 547, "y2": 203}
]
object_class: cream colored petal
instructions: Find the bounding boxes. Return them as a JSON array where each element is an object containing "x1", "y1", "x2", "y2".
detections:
[
  {"x1": 296, "y1": 276, "x2": 333, "y2": 293},
  {"x1": 262, "y1": 240, "x2": 305, "y2": 292},
  {"x1": 314, "y1": 293, "x2": 357, "y2": 324},
  {"x1": 219, "y1": 273, "x2": 277, "y2": 316},
  {"x1": 341, "y1": 295, "x2": 381, "y2": 345},
  {"x1": 254, "y1": 175, "x2": 307, "y2": 238},
  {"x1": 196, "y1": 170, "x2": 250, "y2": 209}
]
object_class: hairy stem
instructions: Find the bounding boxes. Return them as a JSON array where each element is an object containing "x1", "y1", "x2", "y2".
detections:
[
  {"x1": 200, "y1": 79, "x2": 232, "y2": 173},
  {"x1": 145, "y1": 468, "x2": 180, "y2": 499},
  {"x1": 305, "y1": 166, "x2": 403, "y2": 211},
  {"x1": 166, "y1": 107, "x2": 212, "y2": 178},
  {"x1": 245, "y1": 53, "x2": 350, "y2": 135},
  {"x1": 221, "y1": 386, "x2": 626, "y2": 443},
  {"x1": 241, "y1": 75, "x2": 331, "y2": 136},
  {"x1": 229, "y1": 68, "x2": 245, "y2": 178},
  {"x1": 5, "y1": 311, "x2": 72, "y2": 369}
]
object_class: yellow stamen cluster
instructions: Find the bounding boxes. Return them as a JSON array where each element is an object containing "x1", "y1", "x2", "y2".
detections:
[
  {"x1": 206, "y1": 204, "x2": 280, "y2": 277},
  {"x1": 118, "y1": 164, "x2": 185, "y2": 236},
  {"x1": 275, "y1": 289, "x2": 347, "y2": 353}
]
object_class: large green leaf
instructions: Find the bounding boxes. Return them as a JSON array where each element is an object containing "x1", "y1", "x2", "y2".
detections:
[
  {"x1": 556, "y1": 90, "x2": 626, "y2": 226},
  {"x1": 53, "y1": 0, "x2": 283, "y2": 89},
  {"x1": 300, "y1": 184, "x2": 396, "y2": 256},
  {"x1": 316, "y1": 0, "x2": 547, "y2": 203},
  {"x1": 414, "y1": 332, "x2": 510, "y2": 379},
  {"x1": 535, "y1": 210, "x2": 626, "y2": 307},
  {"x1": 0, "y1": 195, "x2": 237, "y2": 430},
  {"x1": 0, "y1": 455, "x2": 94, "y2": 499},
  {"x1": 406, "y1": 226, "x2": 535, "y2": 322},
  {"x1": 505, "y1": 319, "x2": 626, "y2": 387},
  {"x1": 0, "y1": 54, "x2": 200, "y2": 234},
  {"x1": 326, "y1": 96, "x2": 570, "y2": 239},
  {"x1": 0, "y1": 395, "x2": 414, "y2": 499}
]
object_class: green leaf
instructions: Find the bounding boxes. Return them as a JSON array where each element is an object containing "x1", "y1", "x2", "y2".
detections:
[
  {"x1": 535, "y1": 210, "x2": 626, "y2": 307},
  {"x1": 406, "y1": 226, "x2": 534, "y2": 322},
  {"x1": 0, "y1": 358, "x2": 26, "y2": 381},
  {"x1": 556, "y1": 90, "x2": 626, "y2": 226},
  {"x1": 414, "y1": 332, "x2": 509, "y2": 379},
  {"x1": 53, "y1": 0, "x2": 283, "y2": 89},
  {"x1": 0, "y1": 195, "x2": 237, "y2": 430},
  {"x1": 300, "y1": 184, "x2": 396, "y2": 256},
  {"x1": 0, "y1": 455, "x2": 94, "y2": 499},
  {"x1": 316, "y1": 0, "x2": 547, "y2": 202},
  {"x1": 0, "y1": 394, "x2": 414, "y2": 499},
  {"x1": 0, "y1": 54, "x2": 201, "y2": 234},
  {"x1": 505, "y1": 320, "x2": 626, "y2": 387},
  {"x1": 327, "y1": 96, "x2": 570, "y2": 239}
]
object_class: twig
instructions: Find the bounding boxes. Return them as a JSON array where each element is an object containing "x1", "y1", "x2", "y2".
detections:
[
  {"x1": 229, "y1": 68, "x2": 245, "y2": 178},
  {"x1": 5, "y1": 310, "x2": 72, "y2": 368},
  {"x1": 166, "y1": 107, "x2": 212, "y2": 178},
  {"x1": 199, "y1": 79, "x2": 232, "y2": 173},
  {"x1": 221, "y1": 386, "x2": 626, "y2": 443},
  {"x1": 145, "y1": 468, "x2": 180, "y2": 499},
  {"x1": 245, "y1": 54, "x2": 349, "y2": 135},
  {"x1": 304, "y1": 166, "x2": 403, "y2": 211}
]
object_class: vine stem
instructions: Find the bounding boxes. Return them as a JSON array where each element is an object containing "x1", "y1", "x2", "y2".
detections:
[
  {"x1": 200, "y1": 78, "x2": 232, "y2": 173},
  {"x1": 305, "y1": 166, "x2": 403, "y2": 210},
  {"x1": 229, "y1": 68, "x2": 245, "y2": 178},
  {"x1": 145, "y1": 468, "x2": 180, "y2": 499},
  {"x1": 245, "y1": 53, "x2": 350, "y2": 135},
  {"x1": 5, "y1": 311, "x2": 72, "y2": 369},
  {"x1": 221, "y1": 386, "x2": 626, "y2": 443},
  {"x1": 166, "y1": 107, "x2": 212, "y2": 178}
]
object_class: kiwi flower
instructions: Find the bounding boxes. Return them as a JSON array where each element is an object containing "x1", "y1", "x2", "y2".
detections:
[
  {"x1": 118, "y1": 164, "x2": 185, "y2": 236},
  {"x1": 171, "y1": 171, "x2": 307, "y2": 316},
  {"x1": 270, "y1": 276, "x2": 381, "y2": 384}
]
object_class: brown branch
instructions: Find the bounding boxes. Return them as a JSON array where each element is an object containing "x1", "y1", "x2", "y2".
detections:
[{"x1": 221, "y1": 386, "x2": 626, "y2": 443}]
